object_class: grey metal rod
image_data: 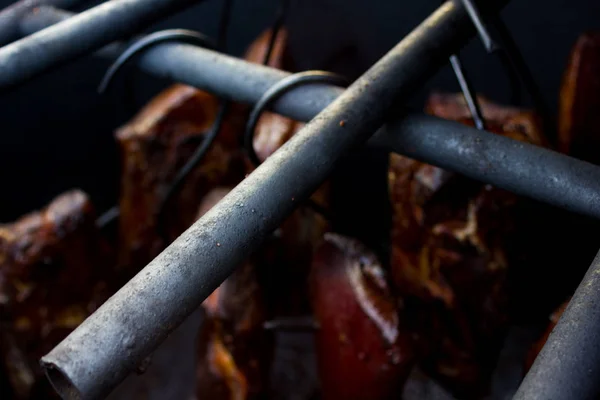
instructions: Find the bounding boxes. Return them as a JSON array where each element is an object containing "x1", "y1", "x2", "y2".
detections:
[
  {"x1": 513, "y1": 248, "x2": 600, "y2": 400},
  {"x1": 371, "y1": 114, "x2": 600, "y2": 220},
  {"x1": 0, "y1": 0, "x2": 83, "y2": 47},
  {"x1": 23, "y1": 7, "x2": 600, "y2": 219},
  {"x1": 40, "y1": 1, "x2": 509, "y2": 398},
  {"x1": 19, "y1": 7, "x2": 600, "y2": 221},
  {"x1": 0, "y1": 0, "x2": 203, "y2": 90}
]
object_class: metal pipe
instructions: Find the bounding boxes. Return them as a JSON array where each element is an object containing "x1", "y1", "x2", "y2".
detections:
[
  {"x1": 371, "y1": 114, "x2": 600, "y2": 219},
  {"x1": 19, "y1": 7, "x2": 600, "y2": 221},
  {"x1": 41, "y1": 1, "x2": 509, "y2": 398},
  {"x1": 513, "y1": 248, "x2": 600, "y2": 400},
  {"x1": 0, "y1": 0, "x2": 203, "y2": 90},
  {"x1": 0, "y1": 0, "x2": 83, "y2": 47}
]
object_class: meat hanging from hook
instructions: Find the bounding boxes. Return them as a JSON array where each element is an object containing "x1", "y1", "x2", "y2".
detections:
[
  {"x1": 95, "y1": 0, "x2": 236, "y2": 232},
  {"x1": 243, "y1": 71, "x2": 348, "y2": 222},
  {"x1": 94, "y1": 29, "x2": 221, "y2": 232}
]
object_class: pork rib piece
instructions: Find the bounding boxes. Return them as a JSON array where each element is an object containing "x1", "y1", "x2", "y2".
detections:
[
  {"x1": 389, "y1": 93, "x2": 545, "y2": 398},
  {"x1": 0, "y1": 190, "x2": 112, "y2": 399},
  {"x1": 116, "y1": 84, "x2": 245, "y2": 272}
]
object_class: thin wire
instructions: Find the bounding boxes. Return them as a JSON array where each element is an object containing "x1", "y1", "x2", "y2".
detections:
[
  {"x1": 458, "y1": 0, "x2": 497, "y2": 53},
  {"x1": 449, "y1": 54, "x2": 485, "y2": 130},
  {"x1": 262, "y1": 0, "x2": 290, "y2": 65},
  {"x1": 458, "y1": 0, "x2": 522, "y2": 105},
  {"x1": 156, "y1": 101, "x2": 230, "y2": 241}
]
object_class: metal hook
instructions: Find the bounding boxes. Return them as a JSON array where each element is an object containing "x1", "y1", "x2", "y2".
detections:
[
  {"x1": 156, "y1": 100, "x2": 230, "y2": 243},
  {"x1": 98, "y1": 29, "x2": 216, "y2": 94},
  {"x1": 244, "y1": 71, "x2": 349, "y2": 166},
  {"x1": 96, "y1": 0, "x2": 235, "y2": 231},
  {"x1": 243, "y1": 71, "x2": 347, "y2": 221}
]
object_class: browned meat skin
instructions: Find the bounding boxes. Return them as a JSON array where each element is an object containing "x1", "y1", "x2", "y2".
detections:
[
  {"x1": 116, "y1": 84, "x2": 245, "y2": 272},
  {"x1": 524, "y1": 300, "x2": 569, "y2": 373},
  {"x1": 0, "y1": 191, "x2": 112, "y2": 399},
  {"x1": 389, "y1": 93, "x2": 545, "y2": 398},
  {"x1": 558, "y1": 32, "x2": 600, "y2": 162},
  {"x1": 195, "y1": 188, "x2": 273, "y2": 400},
  {"x1": 310, "y1": 233, "x2": 416, "y2": 400}
]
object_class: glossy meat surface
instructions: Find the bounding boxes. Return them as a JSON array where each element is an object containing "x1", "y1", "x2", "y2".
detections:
[
  {"x1": 0, "y1": 191, "x2": 111, "y2": 399},
  {"x1": 311, "y1": 233, "x2": 416, "y2": 400},
  {"x1": 558, "y1": 32, "x2": 600, "y2": 162}
]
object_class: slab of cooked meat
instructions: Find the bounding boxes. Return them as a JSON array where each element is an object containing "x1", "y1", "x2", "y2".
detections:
[
  {"x1": 558, "y1": 32, "x2": 600, "y2": 162},
  {"x1": 389, "y1": 93, "x2": 546, "y2": 398},
  {"x1": 116, "y1": 84, "x2": 245, "y2": 273},
  {"x1": 310, "y1": 233, "x2": 416, "y2": 399},
  {"x1": 0, "y1": 190, "x2": 112, "y2": 399}
]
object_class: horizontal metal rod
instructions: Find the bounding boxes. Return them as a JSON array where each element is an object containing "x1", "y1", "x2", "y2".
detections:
[
  {"x1": 513, "y1": 247, "x2": 600, "y2": 400},
  {"x1": 41, "y1": 1, "x2": 507, "y2": 398},
  {"x1": 0, "y1": 0, "x2": 203, "y2": 90},
  {"x1": 0, "y1": 0, "x2": 83, "y2": 47},
  {"x1": 20, "y1": 6, "x2": 600, "y2": 221},
  {"x1": 370, "y1": 114, "x2": 600, "y2": 219}
]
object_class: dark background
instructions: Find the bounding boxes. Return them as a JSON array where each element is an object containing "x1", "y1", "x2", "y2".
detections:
[{"x1": 0, "y1": 0, "x2": 599, "y2": 222}]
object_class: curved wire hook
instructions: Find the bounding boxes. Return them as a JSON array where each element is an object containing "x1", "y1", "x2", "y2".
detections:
[
  {"x1": 243, "y1": 71, "x2": 348, "y2": 222},
  {"x1": 94, "y1": 30, "x2": 217, "y2": 230},
  {"x1": 244, "y1": 71, "x2": 349, "y2": 167},
  {"x1": 156, "y1": 100, "x2": 230, "y2": 242},
  {"x1": 98, "y1": 29, "x2": 216, "y2": 94}
]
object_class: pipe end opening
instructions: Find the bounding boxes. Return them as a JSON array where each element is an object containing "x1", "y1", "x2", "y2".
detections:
[{"x1": 41, "y1": 362, "x2": 83, "y2": 400}]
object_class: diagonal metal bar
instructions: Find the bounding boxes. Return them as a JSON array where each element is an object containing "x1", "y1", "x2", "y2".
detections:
[
  {"x1": 39, "y1": 1, "x2": 510, "y2": 398},
  {"x1": 0, "y1": 0, "x2": 85, "y2": 47},
  {"x1": 513, "y1": 248, "x2": 600, "y2": 400},
  {"x1": 18, "y1": 6, "x2": 600, "y2": 221},
  {"x1": 0, "y1": 0, "x2": 204, "y2": 90}
]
